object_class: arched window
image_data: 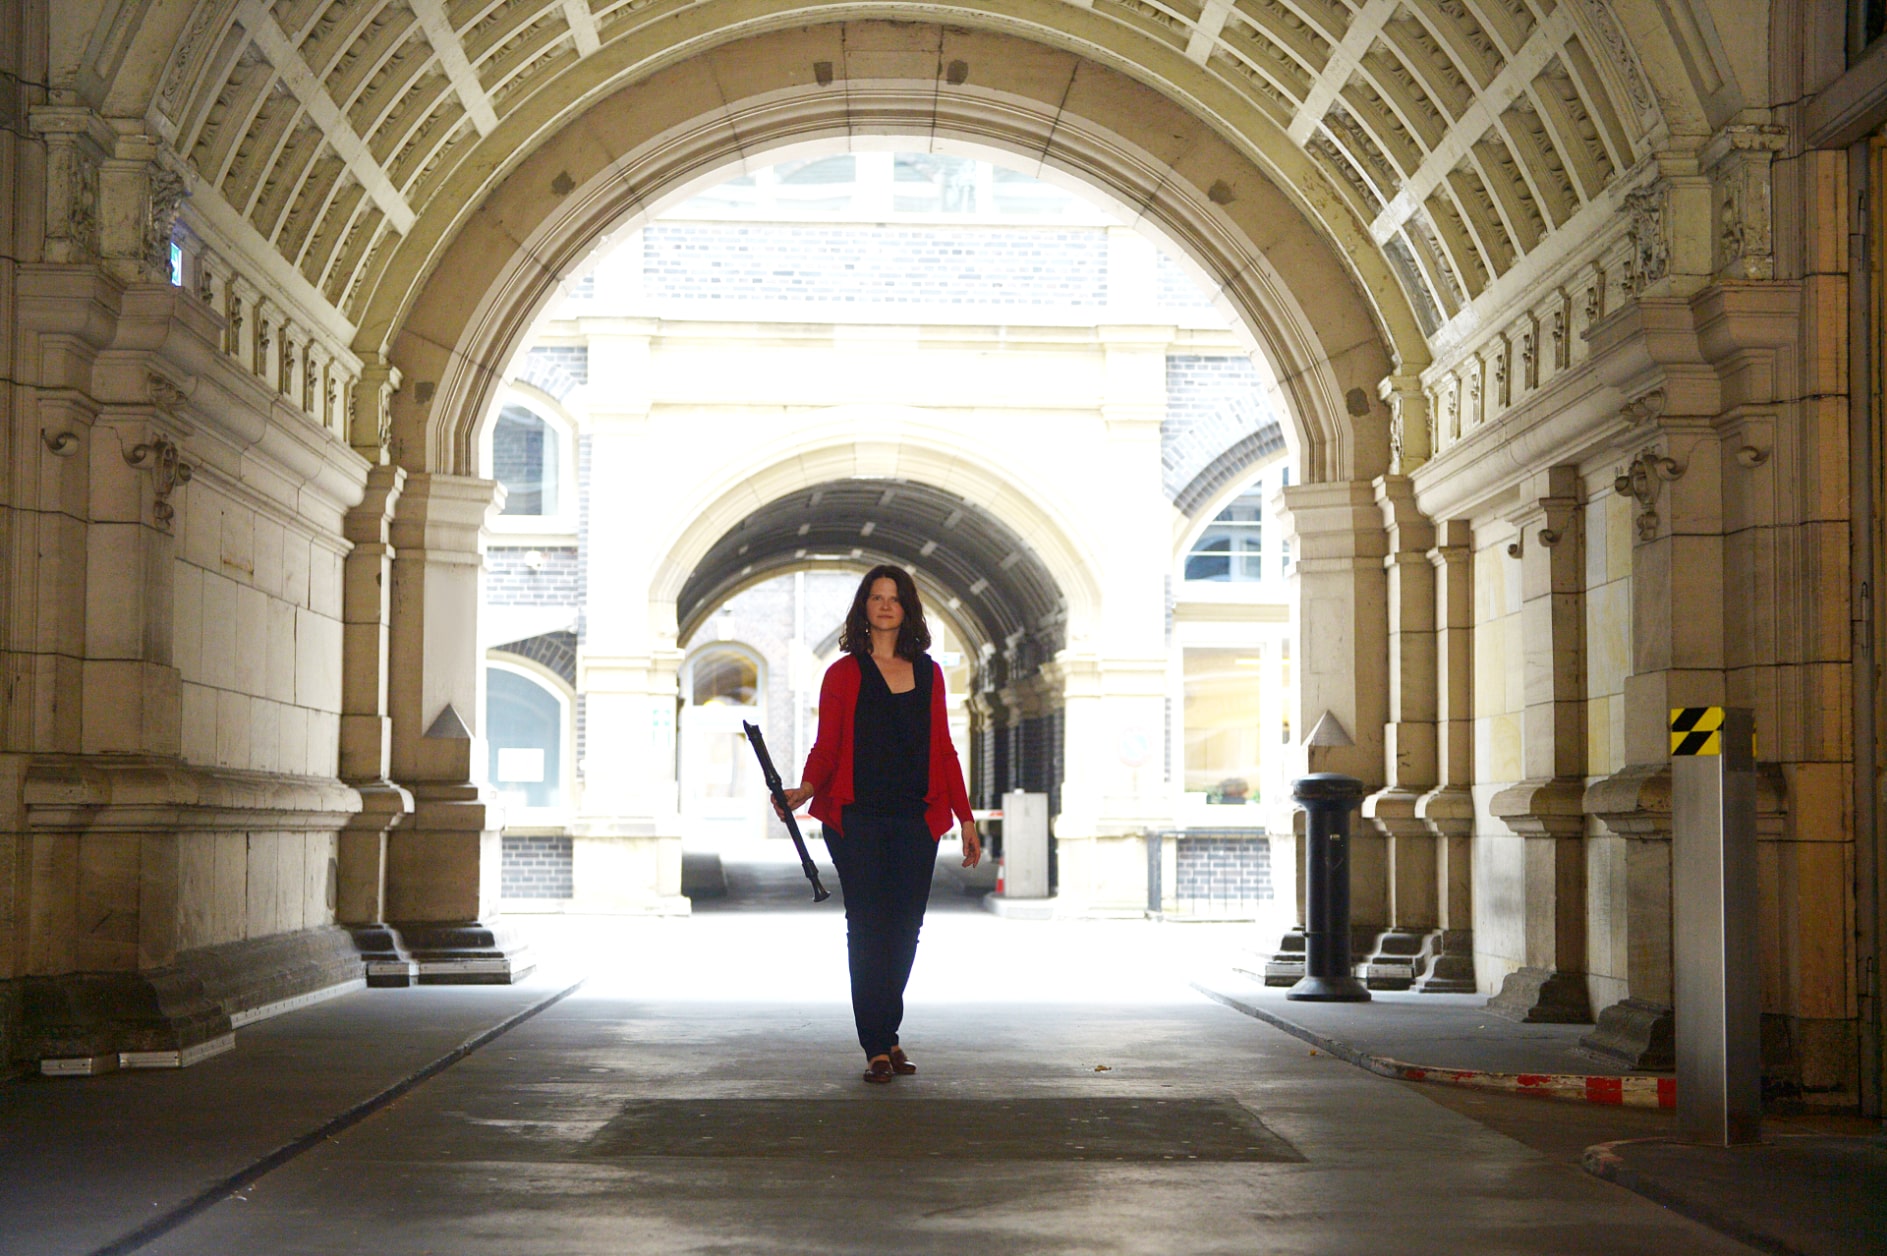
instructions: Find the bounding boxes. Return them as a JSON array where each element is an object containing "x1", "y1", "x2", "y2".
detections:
[
  {"x1": 486, "y1": 666, "x2": 567, "y2": 812},
  {"x1": 492, "y1": 404, "x2": 560, "y2": 516},
  {"x1": 1183, "y1": 464, "x2": 1291, "y2": 585}
]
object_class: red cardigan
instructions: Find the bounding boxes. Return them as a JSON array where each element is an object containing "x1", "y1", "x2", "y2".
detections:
[{"x1": 799, "y1": 655, "x2": 974, "y2": 840}]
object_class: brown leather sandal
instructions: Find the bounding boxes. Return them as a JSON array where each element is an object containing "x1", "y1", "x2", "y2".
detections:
[
  {"x1": 863, "y1": 1055, "x2": 894, "y2": 1083},
  {"x1": 888, "y1": 1046, "x2": 916, "y2": 1075}
]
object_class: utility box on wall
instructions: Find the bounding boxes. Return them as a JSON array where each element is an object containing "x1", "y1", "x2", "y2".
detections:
[{"x1": 998, "y1": 791, "x2": 1051, "y2": 899}]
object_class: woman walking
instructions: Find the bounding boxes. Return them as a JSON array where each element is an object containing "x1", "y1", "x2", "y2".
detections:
[{"x1": 774, "y1": 564, "x2": 982, "y2": 1083}]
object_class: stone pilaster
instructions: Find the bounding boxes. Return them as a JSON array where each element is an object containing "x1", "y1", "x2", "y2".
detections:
[
  {"x1": 1264, "y1": 481, "x2": 1389, "y2": 984},
  {"x1": 386, "y1": 473, "x2": 533, "y2": 981},
  {"x1": 1360, "y1": 475, "x2": 1440, "y2": 988},
  {"x1": 1488, "y1": 466, "x2": 1591, "y2": 1023},
  {"x1": 337, "y1": 464, "x2": 416, "y2": 984},
  {"x1": 1414, "y1": 520, "x2": 1476, "y2": 992}
]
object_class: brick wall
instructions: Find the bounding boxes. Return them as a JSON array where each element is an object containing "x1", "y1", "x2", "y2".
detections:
[
  {"x1": 501, "y1": 834, "x2": 573, "y2": 899},
  {"x1": 1174, "y1": 836, "x2": 1273, "y2": 910},
  {"x1": 487, "y1": 546, "x2": 580, "y2": 606},
  {"x1": 642, "y1": 223, "x2": 1111, "y2": 305},
  {"x1": 524, "y1": 345, "x2": 589, "y2": 385},
  {"x1": 1157, "y1": 253, "x2": 1215, "y2": 308},
  {"x1": 1162, "y1": 354, "x2": 1275, "y2": 501}
]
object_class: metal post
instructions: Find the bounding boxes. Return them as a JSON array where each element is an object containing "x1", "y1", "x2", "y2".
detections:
[
  {"x1": 1146, "y1": 828, "x2": 1164, "y2": 916},
  {"x1": 1671, "y1": 706, "x2": 1761, "y2": 1145},
  {"x1": 1288, "y1": 773, "x2": 1370, "y2": 1002}
]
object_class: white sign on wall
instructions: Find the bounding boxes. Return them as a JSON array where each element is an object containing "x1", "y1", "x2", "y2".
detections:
[{"x1": 496, "y1": 747, "x2": 546, "y2": 783}]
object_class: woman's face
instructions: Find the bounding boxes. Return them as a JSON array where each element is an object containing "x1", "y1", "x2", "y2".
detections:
[{"x1": 866, "y1": 577, "x2": 906, "y2": 633}]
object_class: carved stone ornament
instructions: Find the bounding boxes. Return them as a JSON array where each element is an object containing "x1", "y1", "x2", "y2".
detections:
[
  {"x1": 1623, "y1": 185, "x2": 1669, "y2": 292},
  {"x1": 225, "y1": 291, "x2": 243, "y2": 356},
  {"x1": 1614, "y1": 445, "x2": 1683, "y2": 541},
  {"x1": 146, "y1": 166, "x2": 188, "y2": 282},
  {"x1": 123, "y1": 434, "x2": 194, "y2": 532}
]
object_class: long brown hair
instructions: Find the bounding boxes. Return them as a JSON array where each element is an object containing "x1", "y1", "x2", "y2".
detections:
[{"x1": 839, "y1": 564, "x2": 931, "y2": 660}]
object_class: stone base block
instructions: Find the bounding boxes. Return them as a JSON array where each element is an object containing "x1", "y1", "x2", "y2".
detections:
[
  {"x1": 1412, "y1": 942, "x2": 1478, "y2": 994},
  {"x1": 1360, "y1": 928, "x2": 1478, "y2": 992},
  {"x1": 17, "y1": 925, "x2": 372, "y2": 1074},
  {"x1": 388, "y1": 919, "x2": 536, "y2": 985},
  {"x1": 1485, "y1": 966, "x2": 1593, "y2": 1024},
  {"x1": 1256, "y1": 928, "x2": 1382, "y2": 987},
  {"x1": 19, "y1": 967, "x2": 231, "y2": 1070},
  {"x1": 1580, "y1": 997, "x2": 1674, "y2": 1070},
  {"x1": 176, "y1": 925, "x2": 369, "y2": 1020},
  {"x1": 347, "y1": 923, "x2": 420, "y2": 987}
]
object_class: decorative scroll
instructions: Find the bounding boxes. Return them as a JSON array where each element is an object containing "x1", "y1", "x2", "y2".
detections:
[{"x1": 123, "y1": 435, "x2": 194, "y2": 532}]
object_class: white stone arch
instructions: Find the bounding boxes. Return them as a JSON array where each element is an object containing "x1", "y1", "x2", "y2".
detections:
[
  {"x1": 383, "y1": 23, "x2": 1404, "y2": 492},
  {"x1": 645, "y1": 413, "x2": 1110, "y2": 650},
  {"x1": 1171, "y1": 451, "x2": 1294, "y2": 570}
]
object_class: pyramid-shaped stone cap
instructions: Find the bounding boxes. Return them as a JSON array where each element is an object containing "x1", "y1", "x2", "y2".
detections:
[{"x1": 1303, "y1": 710, "x2": 1353, "y2": 747}]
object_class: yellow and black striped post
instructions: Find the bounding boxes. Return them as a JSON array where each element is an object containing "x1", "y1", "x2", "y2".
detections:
[
  {"x1": 1670, "y1": 705, "x2": 1760, "y2": 1146},
  {"x1": 1670, "y1": 706, "x2": 1725, "y2": 757}
]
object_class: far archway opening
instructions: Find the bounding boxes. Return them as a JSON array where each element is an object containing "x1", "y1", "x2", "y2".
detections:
[{"x1": 477, "y1": 143, "x2": 1299, "y2": 930}]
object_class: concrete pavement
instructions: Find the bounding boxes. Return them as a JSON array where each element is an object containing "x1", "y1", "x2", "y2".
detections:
[{"x1": 0, "y1": 847, "x2": 1837, "y2": 1255}]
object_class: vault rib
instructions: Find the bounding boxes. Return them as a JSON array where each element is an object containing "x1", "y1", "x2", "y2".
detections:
[
  {"x1": 561, "y1": 0, "x2": 602, "y2": 57},
  {"x1": 234, "y1": 0, "x2": 417, "y2": 235},
  {"x1": 1184, "y1": 0, "x2": 1233, "y2": 63},
  {"x1": 1284, "y1": 0, "x2": 1396, "y2": 146},
  {"x1": 408, "y1": 0, "x2": 502, "y2": 135},
  {"x1": 1367, "y1": 1, "x2": 1574, "y2": 247}
]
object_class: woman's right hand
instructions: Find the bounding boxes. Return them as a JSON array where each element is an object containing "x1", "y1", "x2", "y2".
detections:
[{"x1": 773, "y1": 785, "x2": 814, "y2": 821}]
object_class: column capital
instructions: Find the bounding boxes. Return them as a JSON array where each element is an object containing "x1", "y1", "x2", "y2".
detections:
[{"x1": 390, "y1": 472, "x2": 501, "y2": 556}]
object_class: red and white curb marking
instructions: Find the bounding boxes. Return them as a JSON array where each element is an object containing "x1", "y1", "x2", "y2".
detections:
[
  {"x1": 1360, "y1": 1055, "x2": 1676, "y2": 1108},
  {"x1": 1194, "y1": 980, "x2": 1677, "y2": 1109}
]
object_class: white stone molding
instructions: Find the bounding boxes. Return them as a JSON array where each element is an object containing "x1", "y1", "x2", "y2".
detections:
[
  {"x1": 230, "y1": 0, "x2": 417, "y2": 234},
  {"x1": 408, "y1": 0, "x2": 501, "y2": 136}
]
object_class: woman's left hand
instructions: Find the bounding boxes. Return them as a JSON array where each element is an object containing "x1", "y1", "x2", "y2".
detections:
[{"x1": 959, "y1": 821, "x2": 983, "y2": 868}]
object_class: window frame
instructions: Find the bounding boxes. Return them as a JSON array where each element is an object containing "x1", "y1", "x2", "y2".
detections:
[
  {"x1": 482, "y1": 655, "x2": 577, "y2": 827},
  {"x1": 480, "y1": 385, "x2": 580, "y2": 544}
]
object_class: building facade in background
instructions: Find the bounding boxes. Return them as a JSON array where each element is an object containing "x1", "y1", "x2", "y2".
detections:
[{"x1": 478, "y1": 153, "x2": 1294, "y2": 919}]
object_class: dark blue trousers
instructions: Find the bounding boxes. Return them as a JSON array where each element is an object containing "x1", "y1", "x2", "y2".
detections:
[{"x1": 826, "y1": 811, "x2": 936, "y2": 1057}]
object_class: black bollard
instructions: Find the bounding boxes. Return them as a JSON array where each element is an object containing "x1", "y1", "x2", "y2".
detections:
[{"x1": 1287, "y1": 773, "x2": 1371, "y2": 1002}]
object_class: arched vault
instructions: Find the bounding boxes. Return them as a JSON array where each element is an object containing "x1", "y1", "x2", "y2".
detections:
[
  {"x1": 118, "y1": 0, "x2": 1699, "y2": 489},
  {"x1": 677, "y1": 480, "x2": 1066, "y2": 660}
]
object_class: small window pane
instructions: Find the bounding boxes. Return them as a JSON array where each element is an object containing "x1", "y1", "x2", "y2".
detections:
[
  {"x1": 487, "y1": 668, "x2": 563, "y2": 809},
  {"x1": 1183, "y1": 648, "x2": 1264, "y2": 803},
  {"x1": 493, "y1": 405, "x2": 558, "y2": 516},
  {"x1": 1186, "y1": 487, "x2": 1264, "y2": 582}
]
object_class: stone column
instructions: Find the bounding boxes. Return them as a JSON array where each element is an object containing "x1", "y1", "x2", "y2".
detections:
[
  {"x1": 386, "y1": 473, "x2": 533, "y2": 981},
  {"x1": 1488, "y1": 466, "x2": 1590, "y2": 1022},
  {"x1": 337, "y1": 464, "x2": 417, "y2": 983},
  {"x1": 1360, "y1": 475, "x2": 1438, "y2": 988},
  {"x1": 1415, "y1": 520, "x2": 1476, "y2": 991},
  {"x1": 1263, "y1": 481, "x2": 1389, "y2": 984},
  {"x1": 1579, "y1": 363, "x2": 1729, "y2": 1065},
  {"x1": 570, "y1": 392, "x2": 687, "y2": 915}
]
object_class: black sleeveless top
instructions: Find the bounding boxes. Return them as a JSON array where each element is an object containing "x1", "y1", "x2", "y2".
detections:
[{"x1": 848, "y1": 653, "x2": 932, "y2": 818}]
